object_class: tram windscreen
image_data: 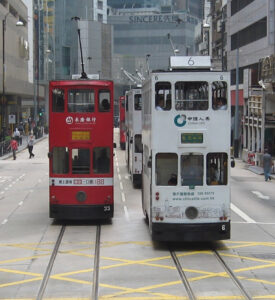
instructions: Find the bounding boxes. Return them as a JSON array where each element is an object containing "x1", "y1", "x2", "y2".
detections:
[
  {"x1": 68, "y1": 89, "x2": 95, "y2": 112},
  {"x1": 72, "y1": 149, "x2": 90, "y2": 174},
  {"x1": 52, "y1": 147, "x2": 69, "y2": 174},
  {"x1": 93, "y1": 147, "x2": 110, "y2": 174},
  {"x1": 175, "y1": 81, "x2": 208, "y2": 111},
  {"x1": 181, "y1": 153, "x2": 203, "y2": 186}
]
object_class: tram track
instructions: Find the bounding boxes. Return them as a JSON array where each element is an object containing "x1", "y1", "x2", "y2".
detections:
[
  {"x1": 170, "y1": 247, "x2": 253, "y2": 300},
  {"x1": 35, "y1": 224, "x2": 102, "y2": 300},
  {"x1": 36, "y1": 225, "x2": 65, "y2": 300}
]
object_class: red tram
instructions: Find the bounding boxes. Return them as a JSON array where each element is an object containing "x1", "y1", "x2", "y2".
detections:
[
  {"x1": 119, "y1": 96, "x2": 126, "y2": 150},
  {"x1": 48, "y1": 79, "x2": 114, "y2": 219}
]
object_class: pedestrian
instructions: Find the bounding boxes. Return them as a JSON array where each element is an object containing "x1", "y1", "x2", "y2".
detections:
[
  {"x1": 8, "y1": 137, "x2": 18, "y2": 160},
  {"x1": 13, "y1": 127, "x2": 20, "y2": 144},
  {"x1": 263, "y1": 148, "x2": 273, "y2": 181},
  {"x1": 27, "y1": 134, "x2": 35, "y2": 159}
]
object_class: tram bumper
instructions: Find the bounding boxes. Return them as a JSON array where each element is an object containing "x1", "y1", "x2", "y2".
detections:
[
  {"x1": 151, "y1": 221, "x2": 230, "y2": 242},
  {"x1": 50, "y1": 204, "x2": 113, "y2": 220}
]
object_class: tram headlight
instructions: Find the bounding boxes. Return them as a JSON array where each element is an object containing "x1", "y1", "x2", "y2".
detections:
[
  {"x1": 76, "y1": 191, "x2": 87, "y2": 202},
  {"x1": 185, "y1": 206, "x2": 198, "y2": 219}
]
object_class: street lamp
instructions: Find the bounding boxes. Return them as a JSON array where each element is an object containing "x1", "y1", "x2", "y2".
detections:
[
  {"x1": 1, "y1": 14, "x2": 24, "y2": 139},
  {"x1": 203, "y1": 23, "x2": 210, "y2": 56}
]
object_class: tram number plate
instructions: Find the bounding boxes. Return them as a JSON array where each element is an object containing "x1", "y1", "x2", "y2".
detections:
[{"x1": 104, "y1": 206, "x2": 111, "y2": 212}]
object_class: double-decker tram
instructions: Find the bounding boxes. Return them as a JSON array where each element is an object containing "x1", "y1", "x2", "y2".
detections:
[
  {"x1": 142, "y1": 56, "x2": 233, "y2": 241},
  {"x1": 125, "y1": 88, "x2": 142, "y2": 188},
  {"x1": 48, "y1": 79, "x2": 114, "y2": 219},
  {"x1": 119, "y1": 95, "x2": 126, "y2": 150}
]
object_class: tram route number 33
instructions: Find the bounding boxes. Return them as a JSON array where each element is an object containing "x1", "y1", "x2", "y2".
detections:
[{"x1": 104, "y1": 206, "x2": 111, "y2": 211}]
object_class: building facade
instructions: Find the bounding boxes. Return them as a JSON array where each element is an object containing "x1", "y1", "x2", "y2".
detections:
[
  {"x1": 0, "y1": 0, "x2": 34, "y2": 135},
  {"x1": 226, "y1": 0, "x2": 275, "y2": 161}
]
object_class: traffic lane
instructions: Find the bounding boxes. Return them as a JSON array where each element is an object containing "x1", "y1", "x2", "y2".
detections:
[
  {"x1": 231, "y1": 175, "x2": 275, "y2": 224},
  {"x1": 0, "y1": 139, "x2": 52, "y2": 298},
  {"x1": 41, "y1": 223, "x2": 98, "y2": 299}
]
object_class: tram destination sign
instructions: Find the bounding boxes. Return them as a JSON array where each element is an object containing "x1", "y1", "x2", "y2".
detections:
[
  {"x1": 72, "y1": 131, "x2": 90, "y2": 141},
  {"x1": 181, "y1": 133, "x2": 203, "y2": 144}
]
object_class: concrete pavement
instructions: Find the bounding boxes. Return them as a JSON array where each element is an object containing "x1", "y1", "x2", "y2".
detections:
[{"x1": 0, "y1": 134, "x2": 47, "y2": 160}]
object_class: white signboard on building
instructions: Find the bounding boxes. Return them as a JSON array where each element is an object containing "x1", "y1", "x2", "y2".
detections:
[{"x1": 8, "y1": 115, "x2": 16, "y2": 124}]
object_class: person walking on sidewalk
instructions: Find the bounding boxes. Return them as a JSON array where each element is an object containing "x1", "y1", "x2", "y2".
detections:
[
  {"x1": 8, "y1": 137, "x2": 18, "y2": 160},
  {"x1": 27, "y1": 134, "x2": 35, "y2": 159},
  {"x1": 263, "y1": 148, "x2": 273, "y2": 181}
]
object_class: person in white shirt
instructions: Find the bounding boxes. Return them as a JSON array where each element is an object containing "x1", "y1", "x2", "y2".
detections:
[{"x1": 27, "y1": 134, "x2": 35, "y2": 159}]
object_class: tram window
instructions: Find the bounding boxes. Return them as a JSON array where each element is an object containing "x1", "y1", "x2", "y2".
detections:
[
  {"x1": 52, "y1": 147, "x2": 69, "y2": 174},
  {"x1": 134, "y1": 94, "x2": 142, "y2": 110},
  {"x1": 155, "y1": 82, "x2": 171, "y2": 111},
  {"x1": 175, "y1": 82, "x2": 208, "y2": 111},
  {"x1": 93, "y1": 147, "x2": 110, "y2": 174},
  {"x1": 181, "y1": 153, "x2": 203, "y2": 186},
  {"x1": 155, "y1": 153, "x2": 178, "y2": 186},
  {"x1": 207, "y1": 153, "x2": 228, "y2": 185},
  {"x1": 126, "y1": 95, "x2": 129, "y2": 111},
  {"x1": 212, "y1": 81, "x2": 228, "y2": 110},
  {"x1": 134, "y1": 134, "x2": 142, "y2": 153},
  {"x1": 68, "y1": 89, "x2": 95, "y2": 113},
  {"x1": 99, "y1": 90, "x2": 110, "y2": 112},
  {"x1": 52, "y1": 89, "x2": 64, "y2": 112},
  {"x1": 72, "y1": 148, "x2": 90, "y2": 174}
]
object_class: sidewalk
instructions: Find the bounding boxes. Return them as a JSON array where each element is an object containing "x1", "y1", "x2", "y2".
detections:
[
  {"x1": 234, "y1": 158, "x2": 275, "y2": 179},
  {"x1": 0, "y1": 134, "x2": 47, "y2": 160}
]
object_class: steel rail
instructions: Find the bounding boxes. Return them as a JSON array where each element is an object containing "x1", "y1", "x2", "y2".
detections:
[
  {"x1": 213, "y1": 249, "x2": 252, "y2": 300},
  {"x1": 170, "y1": 250, "x2": 197, "y2": 300},
  {"x1": 36, "y1": 225, "x2": 65, "y2": 300},
  {"x1": 91, "y1": 225, "x2": 101, "y2": 300}
]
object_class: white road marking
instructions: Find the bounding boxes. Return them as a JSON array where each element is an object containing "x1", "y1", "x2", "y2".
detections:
[
  {"x1": 231, "y1": 203, "x2": 256, "y2": 223},
  {"x1": 118, "y1": 174, "x2": 121, "y2": 180},
  {"x1": 124, "y1": 205, "x2": 130, "y2": 221},
  {"x1": 120, "y1": 182, "x2": 123, "y2": 191},
  {"x1": 18, "y1": 201, "x2": 23, "y2": 206},
  {"x1": 232, "y1": 221, "x2": 275, "y2": 225},
  {"x1": 252, "y1": 191, "x2": 270, "y2": 200},
  {"x1": 121, "y1": 192, "x2": 126, "y2": 203},
  {"x1": 1, "y1": 219, "x2": 8, "y2": 225}
]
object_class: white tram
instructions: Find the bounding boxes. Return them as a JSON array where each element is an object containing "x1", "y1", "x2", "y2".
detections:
[
  {"x1": 125, "y1": 88, "x2": 143, "y2": 188},
  {"x1": 141, "y1": 56, "x2": 233, "y2": 241}
]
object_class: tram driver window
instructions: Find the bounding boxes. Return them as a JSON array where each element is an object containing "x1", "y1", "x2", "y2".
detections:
[
  {"x1": 93, "y1": 147, "x2": 110, "y2": 174},
  {"x1": 181, "y1": 153, "x2": 203, "y2": 186},
  {"x1": 212, "y1": 81, "x2": 228, "y2": 110},
  {"x1": 155, "y1": 82, "x2": 171, "y2": 111},
  {"x1": 52, "y1": 89, "x2": 64, "y2": 112},
  {"x1": 68, "y1": 89, "x2": 95, "y2": 113},
  {"x1": 175, "y1": 82, "x2": 208, "y2": 111},
  {"x1": 155, "y1": 153, "x2": 178, "y2": 186},
  {"x1": 134, "y1": 94, "x2": 142, "y2": 110},
  {"x1": 207, "y1": 153, "x2": 228, "y2": 185},
  {"x1": 99, "y1": 90, "x2": 110, "y2": 112},
  {"x1": 72, "y1": 149, "x2": 90, "y2": 174},
  {"x1": 52, "y1": 147, "x2": 69, "y2": 174}
]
